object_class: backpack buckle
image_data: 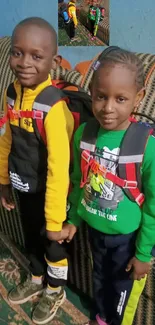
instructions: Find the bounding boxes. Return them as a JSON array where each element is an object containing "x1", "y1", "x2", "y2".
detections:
[
  {"x1": 33, "y1": 110, "x2": 44, "y2": 120},
  {"x1": 123, "y1": 180, "x2": 137, "y2": 189},
  {"x1": 135, "y1": 193, "x2": 145, "y2": 206},
  {"x1": 81, "y1": 150, "x2": 91, "y2": 163}
]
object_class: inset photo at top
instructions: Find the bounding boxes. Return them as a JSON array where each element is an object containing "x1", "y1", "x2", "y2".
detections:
[{"x1": 58, "y1": 0, "x2": 109, "y2": 46}]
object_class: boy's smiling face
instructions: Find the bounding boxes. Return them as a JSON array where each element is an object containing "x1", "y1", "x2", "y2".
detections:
[{"x1": 10, "y1": 24, "x2": 58, "y2": 89}]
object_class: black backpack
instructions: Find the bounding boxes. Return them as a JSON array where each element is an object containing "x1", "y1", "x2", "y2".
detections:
[{"x1": 4, "y1": 80, "x2": 93, "y2": 147}]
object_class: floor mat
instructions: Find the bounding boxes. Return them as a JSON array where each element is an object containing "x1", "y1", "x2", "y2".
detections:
[
  {"x1": 58, "y1": 17, "x2": 104, "y2": 46},
  {"x1": 0, "y1": 233, "x2": 89, "y2": 325},
  {"x1": 1, "y1": 231, "x2": 155, "y2": 325}
]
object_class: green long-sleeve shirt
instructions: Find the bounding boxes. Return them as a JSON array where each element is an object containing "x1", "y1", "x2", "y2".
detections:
[
  {"x1": 88, "y1": 5, "x2": 101, "y2": 25},
  {"x1": 68, "y1": 123, "x2": 155, "y2": 263}
]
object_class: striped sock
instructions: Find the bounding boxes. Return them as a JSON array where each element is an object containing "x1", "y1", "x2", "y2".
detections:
[
  {"x1": 31, "y1": 275, "x2": 43, "y2": 285},
  {"x1": 46, "y1": 284, "x2": 61, "y2": 295}
]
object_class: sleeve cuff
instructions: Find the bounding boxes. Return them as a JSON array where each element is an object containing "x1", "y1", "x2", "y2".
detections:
[
  {"x1": 67, "y1": 217, "x2": 82, "y2": 227},
  {"x1": 46, "y1": 221, "x2": 63, "y2": 232},
  {"x1": 135, "y1": 251, "x2": 152, "y2": 263},
  {"x1": 0, "y1": 176, "x2": 10, "y2": 185}
]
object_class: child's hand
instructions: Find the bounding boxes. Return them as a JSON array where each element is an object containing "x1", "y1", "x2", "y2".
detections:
[
  {"x1": 62, "y1": 223, "x2": 77, "y2": 243},
  {"x1": 126, "y1": 257, "x2": 150, "y2": 280},
  {"x1": 46, "y1": 228, "x2": 69, "y2": 242},
  {"x1": 0, "y1": 184, "x2": 15, "y2": 211}
]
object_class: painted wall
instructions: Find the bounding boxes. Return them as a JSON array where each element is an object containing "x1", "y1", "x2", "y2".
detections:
[{"x1": 0, "y1": 0, "x2": 154, "y2": 67}]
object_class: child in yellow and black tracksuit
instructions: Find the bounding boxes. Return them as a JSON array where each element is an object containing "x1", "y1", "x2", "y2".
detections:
[
  {"x1": 0, "y1": 17, "x2": 74, "y2": 325},
  {"x1": 68, "y1": 0, "x2": 78, "y2": 41}
]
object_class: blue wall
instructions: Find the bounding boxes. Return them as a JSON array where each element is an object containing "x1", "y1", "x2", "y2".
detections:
[{"x1": 0, "y1": 0, "x2": 155, "y2": 67}]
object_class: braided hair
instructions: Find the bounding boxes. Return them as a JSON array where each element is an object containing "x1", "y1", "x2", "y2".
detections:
[{"x1": 92, "y1": 46, "x2": 144, "y2": 91}]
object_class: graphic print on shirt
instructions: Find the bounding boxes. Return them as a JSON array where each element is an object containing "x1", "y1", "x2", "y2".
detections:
[
  {"x1": 90, "y1": 8, "x2": 96, "y2": 18},
  {"x1": 83, "y1": 146, "x2": 124, "y2": 212}
]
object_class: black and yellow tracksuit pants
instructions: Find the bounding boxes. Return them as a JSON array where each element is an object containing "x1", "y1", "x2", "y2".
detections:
[
  {"x1": 18, "y1": 191, "x2": 68, "y2": 288},
  {"x1": 89, "y1": 227, "x2": 146, "y2": 325}
]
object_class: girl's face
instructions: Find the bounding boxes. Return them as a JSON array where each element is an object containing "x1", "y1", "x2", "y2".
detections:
[
  {"x1": 91, "y1": 63, "x2": 144, "y2": 131},
  {"x1": 92, "y1": 0, "x2": 98, "y2": 5}
]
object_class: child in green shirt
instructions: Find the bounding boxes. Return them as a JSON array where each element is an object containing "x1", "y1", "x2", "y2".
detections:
[
  {"x1": 63, "y1": 47, "x2": 155, "y2": 325},
  {"x1": 87, "y1": 0, "x2": 101, "y2": 40}
]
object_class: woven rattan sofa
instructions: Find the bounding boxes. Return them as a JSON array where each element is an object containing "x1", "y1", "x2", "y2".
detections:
[{"x1": 0, "y1": 36, "x2": 155, "y2": 325}]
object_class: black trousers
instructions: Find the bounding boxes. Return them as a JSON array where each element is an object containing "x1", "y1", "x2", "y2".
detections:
[
  {"x1": 68, "y1": 20, "x2": 76, "y2": 39},
  {"x1": 89, "y1": 227, "x2": 144, "y2": 325},
  {"x1": 89, "y1": 19, "x2": 95, "y2": 36},
  {"x1": 18, "y1": 191, "x2": 67, "y2": 287}
]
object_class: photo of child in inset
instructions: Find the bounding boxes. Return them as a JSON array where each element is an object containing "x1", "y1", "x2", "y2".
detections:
[{"x1": 58, "y1": 0, "x2": 108, "y2": 46}]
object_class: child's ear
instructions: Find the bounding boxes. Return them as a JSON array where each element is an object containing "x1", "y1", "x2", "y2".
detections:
[
  {"x1": 134, "y1": 87, "x2": 145, "y2": 112},
  {"x1": 51, "y1": 55, "x2": 62, "y2": 70}
]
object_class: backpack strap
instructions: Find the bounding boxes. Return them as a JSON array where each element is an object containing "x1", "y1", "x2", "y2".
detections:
[
  {"x1": 0, "y1": 83, "x2": 17, "y2": 128},
  {"x1": 80, "y1": 119, "x2": 152, "y2": 206},
  {"x1": 6, "y1": 82, "x2": 44, "y2": 120},
  {"x1": 1, "y1": 84, "x2": 68, "y2": 145},
  {"x1": 32, "y1": 86, "x2": 68, "y2": 144},
  {"x1": 7, "y1": 83, "x2": 17, "y2": 103},
  {"x1": 118, "y1": 122, "x2": 152, "y2": 205},
  {"x1": 80, "y1": 118, "x2": 100, "y2": 152},
  {"x1": 80, "y1": 118, "x2": 100, "y2": 187}
]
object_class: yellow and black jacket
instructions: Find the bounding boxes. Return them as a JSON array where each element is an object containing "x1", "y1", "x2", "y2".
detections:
[
  {"x1": 68, "y1": 1, "x2": 78, "y2": 26},
  {"x1": 0, "y1": 75, "x2": 74, "y2": 232}
]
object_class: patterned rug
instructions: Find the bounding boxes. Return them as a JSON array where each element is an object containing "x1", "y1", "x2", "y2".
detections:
[
  {"x1": 1, "y1": 231, "x2": 155, "y2": 325},
  {"x1": 58, "y1": 16, "x2": 104, "y2": 46},
  {"x1": 0, "y1": 233, "x2": 89, "y2": 325}
]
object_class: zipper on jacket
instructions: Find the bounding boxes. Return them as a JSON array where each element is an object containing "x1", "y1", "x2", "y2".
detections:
[{"x1": 19, "y1": 87, "x2": 23, "y2": 127}]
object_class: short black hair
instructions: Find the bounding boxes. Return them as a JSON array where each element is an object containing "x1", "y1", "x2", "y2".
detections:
[
  {"x1": 92, "y1": 46, "x2": 144, "y2": 91},
  {"x1": 12, "y1": 17, "x2": 57, "y2": 54}
]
